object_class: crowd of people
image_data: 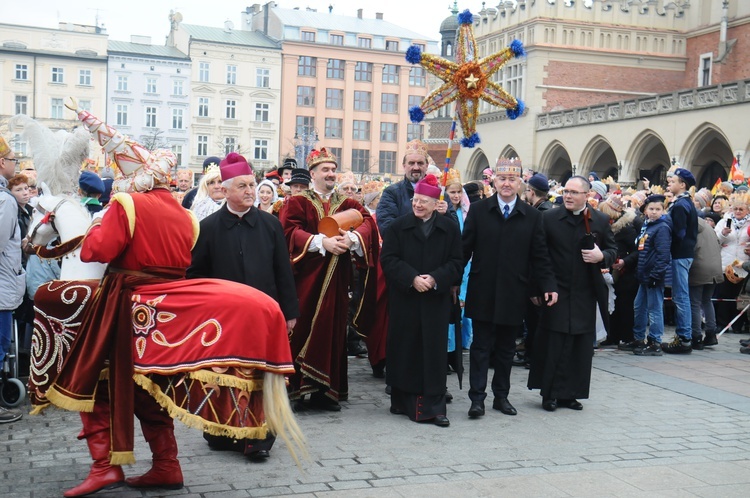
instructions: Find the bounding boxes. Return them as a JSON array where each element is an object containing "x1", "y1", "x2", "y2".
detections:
[{"x1": 2, "y1": 128, "x2": 750, "y2": 492}]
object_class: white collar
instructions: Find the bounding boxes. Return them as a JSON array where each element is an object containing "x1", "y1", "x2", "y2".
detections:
[
  {"x1": 313, "y1": 188, "x2": 334, "y2": 201},
  {"x1": 227, "y1": 204, "x2": 252, "y2": 218}
]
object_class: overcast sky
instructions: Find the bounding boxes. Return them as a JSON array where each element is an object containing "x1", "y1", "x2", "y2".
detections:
[{"x1": 3, "y1": 0, "x2": 461, "y2": 45}]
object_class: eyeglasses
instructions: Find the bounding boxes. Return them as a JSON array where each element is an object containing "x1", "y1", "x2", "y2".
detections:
[
  {"x1": 3, "y1": 158, "x2": 19, "y2": 164},
  {"x1": 562, "y1": 190, "x2": 587, "y2": 196}
]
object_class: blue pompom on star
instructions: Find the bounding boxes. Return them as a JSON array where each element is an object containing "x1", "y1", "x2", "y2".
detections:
[
  {"x1": 506, "y1": 100, "x2": 525, "y2": 120},
  {"x1": 409, "y1": 106, "x2": 425, "y2": 123},
  {"x1": 460, "y1": 133, "x2": 481, "y2": 148},
  {"x1": 510, "y1": 39, "x2": 525, "y2": 58},
  {"x1": 405, "y1": 45, "x2": 422, "y2": 64},
  {"x1": 458, "y1": 9, "x2": 474, "y2": 25}
]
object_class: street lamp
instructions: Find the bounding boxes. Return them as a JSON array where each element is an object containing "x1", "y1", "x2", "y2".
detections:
[{"x1": 293, "y1": 129, "x2": 319, "y2": 168}]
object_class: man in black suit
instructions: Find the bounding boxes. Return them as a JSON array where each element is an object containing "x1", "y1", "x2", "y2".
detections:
[
  {"x1": 528, "y1": 175, "x2": 617, "y2": 412},
  {"x1": 462, "y1": 160, "x2": 558, "y2": 418}
]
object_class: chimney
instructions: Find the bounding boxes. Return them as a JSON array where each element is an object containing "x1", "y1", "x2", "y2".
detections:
[
  {"x1": 131, "y1": 35, "x2": 152, "y2": 45},
  {"x1": 376, "y1": 12, "x2": 383, "y2": 20},
  {"x1": 357, "y1": 9, "x2": 363, "y2": 19}
]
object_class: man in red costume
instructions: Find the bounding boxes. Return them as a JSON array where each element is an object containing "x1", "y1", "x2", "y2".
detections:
[
  {"x1": 45, "y1": 112, "x2": 196, "y2": 495},
  {"x1": 280, "y1": 148, "x2": 377, "y2": 411}
]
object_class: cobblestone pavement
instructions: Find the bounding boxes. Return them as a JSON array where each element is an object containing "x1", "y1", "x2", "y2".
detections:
[{"x1": 4, "y1": 328, "x2": 750, "y2": 497}]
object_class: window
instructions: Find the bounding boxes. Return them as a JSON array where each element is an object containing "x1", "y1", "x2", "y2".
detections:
[
  {"x1": 226, "y1": 64, "x2": 237, "y2": 85},
  {"x1": 79, "y1": 100, "x2": 92, "y2": 111},
  {"x1": 225, "y1": 100, "x2": 236, "y2": 119},
  {"x1": 298, "y1": 56, "x2": 316, "y2": 77},
  {"x1": 326, "y1": 88, "x2": 343, "y2": 109},
  {"x1": 353, "y1": 120, "x2": 370, "y2": 140},
  {"x1": 50, "y1": 98, "x2": 64, "y2": 119},
  {"x1": 256, "y1": 68, "x2": 270, "y2": 87},
  {"x1": 199, "y1": 62, "x2": 210, "y2": 82},
  {"x1": 51, "y1": 67, "x2": 64, "y2": 83},
  {"x1": 14, "y1": 96, "x2": 27, "y2": 115},
  {"x1": 325, "y1": 118, "x2": 343, "y2": 139},
  {"x1": 255, "y1": 103, "x2": 269, "y2": 122},
  {"x1": 409, "y1": 67, "x2": 425, "y2": 86},
  {"x1": 172, "y1": 144, "x2": 183, "y2": 166},
  {"x1": 173, "y1": 79, "x2": 183, "y2": 95},
  {"x1": 699, "y1": 53, "x2": 712, "y2": 87},
  {"x1": 330, "y1": 34, "x2": 343, "y2": 45},
  {"x1": 327, "y1": 59, "x2": 345, "y2": 79},
  {"x1": 380, "y1": 122, "x2": 398, "y2": 142},
  {"x1": 116, "y1": 104, "x2": 129, "y2": 126},
  {"x1": 385, "y1": 40, "x2": 399, "y2": 51},
  {"x1": 254, "y1": 139, "x2": 268, "y2": 160},
  {"x1": 146, "y1": 78, "x2": 157, "y2": 94},
  {"x1": 296, "y1": 116, "x2": 315, "y2": 136},
  {"x1": 358, "y1": 37, "x2": 372, "y2": 48},
  {"x1": 408, "y1": 95, "x2": 423, "y2": 109},
  {"x1": 407, "y1": 123, "x2": 423, "y2": 141},
  {"x1": 355, "y1": 62, "x2": 372, "y2": 82},
  {"x1": 329, "y1": 147, "x2": 342, "y2": 162},
  {"x1": 15, "y1": 64, "x2": 28, "y2": 80},
  {"x1": 301, "y1": 31, "x2": 316, "y2": 42},
  {"x1": 413, "y1": 43, "x2": 426, "y2": 52},
  {"x1": 379, "y1": 151, "x2": 397, "y2": 174},
  {"x1": 197, "y1": 135, "x2": 208, "y2": 156},
  {"x1": 351, "y1": 149, "x2": 370, "y2": 173},
  {"x1": 117, "y1": 75, "x2": 128, "y2": 91},
  {"x1": 353, "y1": 91, "x2": 371, "y2": 111},
  {"x1": 382, "y1": 64, "x2": 399, "y2": 84},
  {"x1": 79, "y1": 69, "x2": 92, "y2": 86},
  {"x1": 224, "y1": 137, "x2": 236, "y2": 155},
  {"x1": 198, "y1": 97, "x2": 209, "y2": 117},
  {"x1": 12, "y1": 134, "x2": 27, "y2": 157},
  {"x1": 172, "y1": 108, "x2": 183, "y2": 129},
  {"x1": 145, "y1": 107, "x2": 157, "y2": 128},
  {"x1": 297, "y1": 86, "x2": 315, "y2": 106},
  {"x1": 498, "y1": 62, "x2": 524, "y2": 101},
  {"x1": 382, "y1": 93, "x2": 398, "y2": 113}
]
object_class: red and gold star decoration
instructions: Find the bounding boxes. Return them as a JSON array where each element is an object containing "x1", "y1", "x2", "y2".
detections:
[{"x1": 406, "y1": 9, "x2": 525, "y2": 147}]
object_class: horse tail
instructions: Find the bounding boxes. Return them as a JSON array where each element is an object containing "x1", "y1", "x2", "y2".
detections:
[{"x1": 262, "y1": 371, "x2": 308, "y2": 467}]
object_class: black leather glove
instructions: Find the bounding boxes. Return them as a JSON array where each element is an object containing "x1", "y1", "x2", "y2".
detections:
[{"x1": 648, "y1": 279, "x2": 658, "y2": 288}]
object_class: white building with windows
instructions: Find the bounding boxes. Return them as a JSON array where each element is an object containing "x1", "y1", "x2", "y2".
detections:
[
  {"x1": 107, "y1": 37, "x2": 191, "y2": 169},
  {"x1": 0, "y1": 22, "x2": 107, "y2": 157},
  {"x1": 167, "y1": 14, "x2": 282, "y2": 172}
]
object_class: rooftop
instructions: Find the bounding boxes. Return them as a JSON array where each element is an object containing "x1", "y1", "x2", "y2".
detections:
[
  {"x1": 180, "y1": 24, "x2": 280, "y2": 49},
  {"x1": 108, "y1": 40, "x2": 189, "y2": 60}
]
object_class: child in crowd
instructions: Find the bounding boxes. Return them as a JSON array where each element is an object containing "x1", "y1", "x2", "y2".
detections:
[{"x1": 630, "y1": 194, "x2": 672, "y2": 356}]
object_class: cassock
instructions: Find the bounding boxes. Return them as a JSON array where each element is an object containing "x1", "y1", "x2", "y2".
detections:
[
  {"x1": 380, "y1": 211, "x2": 463, "y2": 422},
  {"x1": 528, "y1": 206, "x2": 617, "y2": 401},
  {"x1": 280, "y1": 189, "x2": 377, "y2": 402}
]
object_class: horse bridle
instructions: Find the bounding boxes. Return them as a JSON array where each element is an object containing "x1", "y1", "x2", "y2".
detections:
[{"x1": 29, "y1": 198, "x2": 85, "y2": 260}]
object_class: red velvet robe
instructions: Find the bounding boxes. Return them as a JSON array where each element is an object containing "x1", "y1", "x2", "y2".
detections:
[{"x1": 280, "y1": 190, "x2": 377, "y2": 402}]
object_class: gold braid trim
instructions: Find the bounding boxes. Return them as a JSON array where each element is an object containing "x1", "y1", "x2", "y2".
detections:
[
  {"x1": 110, "y1": 451, "x2": 136, "y2": 466},
  {"x1": 187, "y1": 370, "x2": 263, "y2": 392},
  {"x1": 29, "y1": 403, "x2": 50, "y2": 415},
  {"x1": 186, "y1": 209, "x2": 200, "y2": 249},
  {"x1": 110, "y1": 192, "x2": 136, "y2": 237},
  {"x1": 133, "y1": 374, "x2": 269, "y2": 440},
  {"x1": 298, "y1": 254, "x2": 339, "y2": 377},
  {"x1": 44, "y1": 385, "x2": 95, "y2": 413}
]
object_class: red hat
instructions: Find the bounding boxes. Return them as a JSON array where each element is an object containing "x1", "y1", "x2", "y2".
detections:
[
  {"x1": 220, "y1": 152, "x2": 252, "y2": 181},
  {"x1": 414, "y1": 174, "x2": 441, "y2": 199},
  {"x1": 265, "y1": 170, "x2": 280, "y2": 180}
]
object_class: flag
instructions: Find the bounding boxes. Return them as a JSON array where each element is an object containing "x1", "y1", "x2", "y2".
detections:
[
  {"x1": 730, "y1": 156, "x2": 743, "y2": 183},
  {"x1": 711, "y1": 177, "x2": 722, "y2": 195}
]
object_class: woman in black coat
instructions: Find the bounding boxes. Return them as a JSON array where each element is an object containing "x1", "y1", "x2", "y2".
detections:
[{"x1": 380, "y1": 178, "x2": 463, "y2": 427}]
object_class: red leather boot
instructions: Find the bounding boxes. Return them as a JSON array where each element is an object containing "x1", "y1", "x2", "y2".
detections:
[
  {"x1": 125, "y1": 427, "x2": 184, "y2": 489},
  {"x1": 64, "y1": 412, "x2": 125, "y2": 497}
]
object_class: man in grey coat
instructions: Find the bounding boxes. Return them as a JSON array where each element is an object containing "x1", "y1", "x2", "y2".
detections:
[
  {"x1": 689, "y1": 216, "x2": 724, "y2": 348},
  {"x1": 0, "y1": 136, "x2": 25, "y2": 424}
]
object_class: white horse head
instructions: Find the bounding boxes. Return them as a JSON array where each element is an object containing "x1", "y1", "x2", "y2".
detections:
[{"x1": 28, "y1": 189, "x2": 107, "y2": 281}]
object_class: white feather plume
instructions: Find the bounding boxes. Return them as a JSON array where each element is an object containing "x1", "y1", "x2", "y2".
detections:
[{"x1": 9, "y1": 114, "x2": 90, "y2": 196}]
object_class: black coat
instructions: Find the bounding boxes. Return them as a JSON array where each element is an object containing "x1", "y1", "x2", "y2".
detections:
[
  {"x1": 376, "y1": 177, "x2": 458, "y2": 236},
  {"x1": 380, "y1": 212, "x2": 463, "y2": 395},
  {"x1": 462, "y1": 195, "x2": 557, "y2": 326},
  {"x1": 540, "y1": 206, "x2": 617, "y2": 335},
  {"x1": 187, "y1": 204, "x2": 299, "y2": 321}
]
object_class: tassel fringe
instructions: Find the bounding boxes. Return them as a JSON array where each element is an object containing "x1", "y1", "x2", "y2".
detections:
[
  {"x1": 44, "y1": 386, "x2": 95, "y2": 413},
  {"x1": 188, "y1": 369, "x2": 263, "y2": 392},
  {"x1": 110, "y1": 451, "x2": 136, "y2": 466}
]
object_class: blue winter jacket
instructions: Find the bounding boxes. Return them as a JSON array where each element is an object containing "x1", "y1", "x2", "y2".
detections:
[{"x1": 636, "y1": 215, "x2": 673, "y2": 284}]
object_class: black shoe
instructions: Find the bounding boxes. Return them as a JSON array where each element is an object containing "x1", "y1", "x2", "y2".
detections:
[
  {"x1": 492, "y1": 397, "x2": 517, "y2": 416},
  {"x1": 385, "y1": 385, "x2": 392, "y2": 395},
  {"x1": 598, "y1": 339, "x2": 619, "y2": 348},
  {"x1": 372, "y1": 362, "x2": 385, "y2": 378},
  {"x1": 692, "y1": 338, "x2": 704, "y2": 351},
  {"x1": 468, "y1": 401, "x2": 485, "y2": 418},
  {"x1": 542, "y1": 398, "x2": 557, "y2": 412},
  {"x1": 741, "y1": 346, "x2": 750, "y2": 354},
  {"x1": 740, "y1": 338, "x2": 750, "y2": 347},
  {"x1": 309, "y1": 394, "x2": 342, "y2": 412},
  {"x1": 247, "y1": 450, "x2": 270, "y2": 461},
  {"x1": 347, "y1": 340, "x2": 368, "y2": 356},
  {"x1": 634, "y1": 342, "x2": 663, "y2": 356},
  {"x1": 389, "y1": 406, "x2": 405, "y2": 415},
  {"x1": 661, "y1": 336, "x2": 692, "y2": 354},
  {"x1": 618, "y1": 340, "x2": 645, "y2": 352},
  {"x1": 433, "y1": 415, "x2": 450, "y2": 427},
  {"x1": 557, "y1": 399, "x2": 583, "y2": 410},
  {"x1": 511, "y1": 353, "x2": 526, "y2": 367},
  {"x1": 703, "y1": 333, "x2": 718, "y2": 347},
  {"x1": 445, "y1": 391, "x2": 453, "y2": 403}
]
